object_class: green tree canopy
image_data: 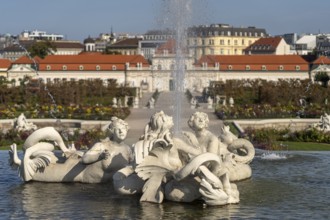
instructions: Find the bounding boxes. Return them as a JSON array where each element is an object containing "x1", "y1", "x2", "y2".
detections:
[
  {"x1": 314, "y1": 72, "x2": 330, "y2": 88},
  {"x1": 28, "y1": 40, "x2": 57, "y2": 59}
]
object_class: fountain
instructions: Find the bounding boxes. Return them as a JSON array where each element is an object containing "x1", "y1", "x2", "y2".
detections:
[
  {"x1": 8, "y1": 110, "x2": 255, "y2": 206},
  {"x1": 7, "y1": 0, "x2": 255, "y2": 207},
  {"x1": 2, "y1": 1, "x2": 330, "y2": 219}
]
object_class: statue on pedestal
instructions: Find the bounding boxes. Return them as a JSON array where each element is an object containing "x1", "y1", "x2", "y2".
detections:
[{"x1": 14, "y1": 113, "x2": 37, "y2": 132}]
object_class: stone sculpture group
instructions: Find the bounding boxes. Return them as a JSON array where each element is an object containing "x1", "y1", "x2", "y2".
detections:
[
  {"x1": 313, "y1": 112, "x2": 330, "y2": 131},
  {"x1": 9, "y1": 111, "x2": 255, "y2": 206},
  {"x1": 14, "y1": 113, "x2": 37, "y2": 132}
]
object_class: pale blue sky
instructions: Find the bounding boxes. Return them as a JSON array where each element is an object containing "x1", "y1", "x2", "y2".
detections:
[{"x1": 0, "y1": 0, "x2": 329, "y2": 41}]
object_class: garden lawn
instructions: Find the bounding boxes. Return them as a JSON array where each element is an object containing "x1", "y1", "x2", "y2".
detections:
[{"x1": 278, "y1": 141, "x2": 330, "y2": 151}]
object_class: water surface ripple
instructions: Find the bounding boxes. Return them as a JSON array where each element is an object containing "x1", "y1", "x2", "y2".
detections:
[{"x1": 1, "y1": 151, "x2": 330, "y2": 219}]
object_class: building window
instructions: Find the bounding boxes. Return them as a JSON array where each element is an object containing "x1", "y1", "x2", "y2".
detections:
[
  {"x1": 279, "y1": 65, "x2": 284, "y2": 70},
  {"x1": 227, "y1": 40, "x2": 231, "y2": 45},
  {"x1": 202, "y1": 62, "x2": 208, "y2": 69},
  {"x1": 112, "y1": 65, "x2": 117, "y2": 70},
  {"x1": 96, "y1": 65, "x2": 101, "y2": 70},
  {"x1": 246, "y1": 65, "x2": 250, "y2": 70},
  {"x1": 158, "y1": 65, "x2": 162, "y2": 70},
  {"x1": 220, "y1": 39, "x2": 224, "y2": 45},
  {"x1": 262, "y1": 65, "x2": 267, "y2": 71},
  {"x1": 228, "y1": 65, "x2": 233, "y2": 70},
  {"x1": 62, "y1": 65, "x2": 67, "y2": 70},
  {"x1": 46, "y1": 65, "x2": 51, "y2": 70},
  {"x1": 295, "y1": 65, "x2": 300, "y2": 71},
  {"x1": 79, "y1": 65, "x2": 84, "y2": 70}
]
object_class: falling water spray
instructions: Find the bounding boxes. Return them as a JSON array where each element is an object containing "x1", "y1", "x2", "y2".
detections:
[
  {"x1": 14, "y1": 42, "x2": 59, "y2": 120},
  {"x1": 162, "y1": 0, "x2": 193, "y2": 134}
]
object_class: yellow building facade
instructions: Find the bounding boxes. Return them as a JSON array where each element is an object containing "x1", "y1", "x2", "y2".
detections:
[{"x1": 187, "y1": 24, "x2": 268, "y2": 60}]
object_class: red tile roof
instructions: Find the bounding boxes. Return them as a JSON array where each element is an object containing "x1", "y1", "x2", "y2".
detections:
[
  {"x1": 52, "y1": 41, "x2": 84, "y2": 49},
  {"x1": 0, "y1": 59, "x2": 12, "y2": 69},
  {"x1": 13, "y1": 56, "x2": 42, "y2": 64},
  {"x1": 155, "y1": 39, "x2": 188, "y2": 55},
  {"x1": 37, "y1": 54, "x2": 149, "y2": 71},
  {"x1": 197, "y1": 55, "x2": 309, "y2": 71},
  {"x1": 313, "y1": 56, "x2": 330, "y2": 65},
  {"x1": 156, "y1": 39, "x2": 176, "y2": 54},
  {"x1": 244, "y1": 37, "x2": 283, "y2": 52}
]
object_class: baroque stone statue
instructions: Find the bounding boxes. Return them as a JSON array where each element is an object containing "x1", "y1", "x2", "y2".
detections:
[
  {"x1": 9, "y1": 117, "x2": 132, "y2": 183},
  {"x1": 9, "y1": 111, "x2": 255, "y2": 206},
  {"x1": 14, "y1": 113, "x2": 37, "y2": 132}
]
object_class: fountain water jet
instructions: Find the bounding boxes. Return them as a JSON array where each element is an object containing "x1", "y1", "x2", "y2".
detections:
[
  {"x1": 160, "y1": 0, "x2": 193, "y2": 134},
  {"x1": 13, "y1": 41, "x2": 59, "y2": 120},
  {"x1": 8, "y1": 0, "x2": 256, "y2": 207}
]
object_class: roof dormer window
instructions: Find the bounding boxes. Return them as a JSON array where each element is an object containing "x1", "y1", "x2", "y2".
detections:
[
  {"x1": 228, "y1": 65, "x2": 233, "y2": 70},
  {"x1": 295, "y1": 65, "x2": 300, "y2": 71},
  {"x1": 262, "y1": 65, "x2": 267, "y2": 71},
  {"x1": 246, "y1": 65, "x2": 250, "y2": 71},
  {"x1": 79, "y1": 65, "x2": 84, "y2": 70},
  {"x1": 46, "y1": 65, "x2": 51, "y2": 70},
  {"x1": 112, "y1": 65, "x2": 117, "y2": 70},
  {"x1": 279, "y1": 65, "x2": 284, "y2": 70},
  {"x1": 62, "y1": 65, "x2": 67, "y2": 71},
  {"x1": 96, "y1": 65, "x2": 101, "y2": 70}
]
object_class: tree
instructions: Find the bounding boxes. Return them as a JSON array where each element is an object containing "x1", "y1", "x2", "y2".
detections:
[
  {"x1": 314, "y1": 72, "x2": 330, "y2": 88},
  {"x1": 28, "y1": 40, "x2": 57, "y2": 59}
]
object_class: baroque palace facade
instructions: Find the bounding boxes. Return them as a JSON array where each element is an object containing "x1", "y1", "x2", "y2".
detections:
[{"x1": 4, "y1": 52, "x2": 318, "y2": 93}]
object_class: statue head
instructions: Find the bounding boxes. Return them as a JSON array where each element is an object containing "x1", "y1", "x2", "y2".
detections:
[
  {"x1": 107, "y1": 117, "x2": 129, "y2": 143},
  {"x1": 149, "y1": 111, "x2": 173, "y2": 132},
  {"x1": 188, "y1": 112, "x2": 209, "y2": 131}
]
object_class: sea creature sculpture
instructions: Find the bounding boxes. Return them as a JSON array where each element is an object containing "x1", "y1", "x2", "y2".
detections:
[{"x1": 9, "y1": 117, "x2": 132, "y2": 183}]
